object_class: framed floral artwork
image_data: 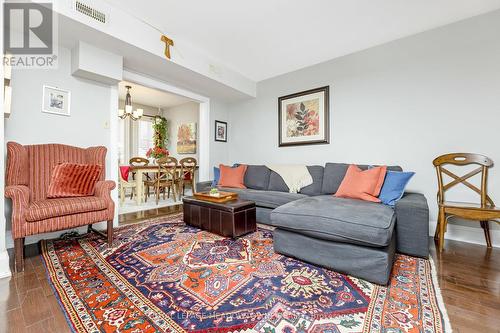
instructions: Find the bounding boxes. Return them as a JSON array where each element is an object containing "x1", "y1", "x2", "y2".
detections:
[
  {"x1": 177, "y1": 122, "x2": 197, "y2": 154},
  {"x1": 278, "y1": 86, "x2": 329, "y2": 147},
  {"x1": 215, "y1": 120, "x2": 227, "y2": 142}
]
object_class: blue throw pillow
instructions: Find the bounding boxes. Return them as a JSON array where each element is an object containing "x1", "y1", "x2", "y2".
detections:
[
  {"x1": 211, "y1": 164, "x2": 241, "y2": 187},
  {"x1": 212, "y1": 167, "x2": 221, "y2": 187},
  {"x1": 379, "y1": 171, "x2": 415, "y2": 206}
]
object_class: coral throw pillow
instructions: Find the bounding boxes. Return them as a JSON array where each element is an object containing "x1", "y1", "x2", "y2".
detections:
[
  {"x1": 47, "y1": 163, "x2": 102, "y2": 198},
  {"x1": 218, "y1": 164, "x2": 247, "y2": 189},
  {"x1": 335, "y1": 164, "x2": 387, "y2": 202}
]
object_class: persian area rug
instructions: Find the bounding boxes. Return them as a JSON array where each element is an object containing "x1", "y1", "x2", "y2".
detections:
[{"x1": 41, "y1": 214, "x2": 451, "y2": 333}]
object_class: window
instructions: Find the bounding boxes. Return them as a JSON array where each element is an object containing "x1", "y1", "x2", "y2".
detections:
[
  {"x1": 137, "y1": 118, "x2": 154, "y2": 157},
  {"x1": 117, "y1": 118, "x2": 126, "y2": 164}
]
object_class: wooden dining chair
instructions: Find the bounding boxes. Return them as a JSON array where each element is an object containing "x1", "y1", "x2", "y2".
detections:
[
  {"x1": 433, "y1": 153, "x2": 500, "y2": 251},
  {"x1": 118, "y1": 166, "x2": 136, "y2": 204},
  {"x1": 129, "y1": 156, "x2": 149, "y2": 174},
  {"x1": 179, "y1": 157, "x2": 197, "y2": 196},
  {"x1": 154, "y1": 156, "x2": 179, "y2": 204},
  {"x1": 129, "y1": 156, "x2": 152, "y2": 198}
]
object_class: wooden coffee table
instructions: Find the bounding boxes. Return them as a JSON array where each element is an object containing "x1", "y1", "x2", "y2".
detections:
[{"x1": 182, "y1": 196, "x2": 256, "y2": 238}]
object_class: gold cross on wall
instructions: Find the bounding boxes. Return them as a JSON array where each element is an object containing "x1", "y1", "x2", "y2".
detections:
[{"x1": 161, "y1": 35, "x2": 174, "y2": 59}]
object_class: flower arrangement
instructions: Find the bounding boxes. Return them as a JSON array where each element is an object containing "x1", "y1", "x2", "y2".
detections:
[{"x1": 146, "y1": 146, "x2": 169, "y2": 159}]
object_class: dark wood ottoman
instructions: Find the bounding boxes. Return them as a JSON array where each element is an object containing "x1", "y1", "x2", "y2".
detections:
[{"x1": 182, "y1": 196, "x2": 256, "y2": 237}]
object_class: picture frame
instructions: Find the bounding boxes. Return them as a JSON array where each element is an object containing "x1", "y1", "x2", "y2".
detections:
[
  {"x1": 42, "y1": 85, "x2": 71, "y2": 116},
  {"x1": 278, "y1": 86, "x2": 329, "y2": 147},
  {"x1": 177, "y1": 122, "x2": 197, "y2": 154},
  {"x1": 215, "y1": 120, "x2": 227, "y2": 142}
]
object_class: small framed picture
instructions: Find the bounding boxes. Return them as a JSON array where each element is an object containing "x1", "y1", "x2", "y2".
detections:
[
  {"x1": 42, "y1": 85, "x2": 71, "y2": 116},
  {"x1": 215, "y1": 120, "x2": 227, "y2": 142}
]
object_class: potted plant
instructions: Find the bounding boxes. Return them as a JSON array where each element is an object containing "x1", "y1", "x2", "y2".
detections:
[{"x1": 146, "y1": 116, "x2": 169, "y2": 161}]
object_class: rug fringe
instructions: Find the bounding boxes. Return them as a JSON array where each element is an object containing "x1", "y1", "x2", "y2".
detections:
[{"x1": 429, "y1": 258, "x2": 453, "y2": 333}]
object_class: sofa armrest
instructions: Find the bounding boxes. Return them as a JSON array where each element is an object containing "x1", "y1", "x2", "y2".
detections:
[
  {"x1": 395, "y1": 192, "x2": 429, "y2": 258},
  {"x1": 5, "y1": 185, "x2": 30, "y2": 239},
  {"x1": 196, "y1": 181, "x2": 213, "y2": 193}
]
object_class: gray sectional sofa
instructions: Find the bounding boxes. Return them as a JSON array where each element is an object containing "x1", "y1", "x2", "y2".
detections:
[{"x1": 197, "y1": 163, "x2": 429, "y2": 285}]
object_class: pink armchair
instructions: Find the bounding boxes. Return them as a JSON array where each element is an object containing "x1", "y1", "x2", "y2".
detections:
[{"x1": 5, "y1": 142, "x2": 116, "y2": 272}]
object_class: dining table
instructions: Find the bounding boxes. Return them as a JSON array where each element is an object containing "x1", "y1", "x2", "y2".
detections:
[{"x1": 126, "y1": 164, "x2": 198, "y2": 205}]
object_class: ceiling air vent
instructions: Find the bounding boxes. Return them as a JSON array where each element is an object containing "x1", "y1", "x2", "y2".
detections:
[{"x1": 74, "y1": 1, "x2": 107, "y2": 24}]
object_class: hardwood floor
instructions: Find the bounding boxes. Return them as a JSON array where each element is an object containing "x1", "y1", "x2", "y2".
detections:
[
  {"x1": 0, "y1": 208, "x2": 498, "y2": 332},
  {"x1": 118, "y1": 204, "x2": 182, "y2": 225},
  {"x1": 431, "y1": 239, "x2": 500, "y2": 333}
]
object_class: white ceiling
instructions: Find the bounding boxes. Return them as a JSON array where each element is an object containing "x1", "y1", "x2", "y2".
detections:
[
  {"x1": 107, "y1": 0, "x2": 500, "y2": 81},
  {"x1": 118, "y1": 81, "x2": 194, "y2": 109}
]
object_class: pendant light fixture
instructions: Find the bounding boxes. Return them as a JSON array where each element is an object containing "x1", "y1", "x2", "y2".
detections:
[{"x1": 118, "y1": 85, "x2": 143, "y2": 120}]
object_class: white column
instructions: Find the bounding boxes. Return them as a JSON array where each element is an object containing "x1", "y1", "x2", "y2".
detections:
[
  {"x1": 109, "y1": 85, "x2": 119, "y2": 227},
  {"x1": 0, "y1": 0, "x2": 12, "y2": 278},
  {"x1": 198, "y1": 101, "x2": 210, "y2": 181}
]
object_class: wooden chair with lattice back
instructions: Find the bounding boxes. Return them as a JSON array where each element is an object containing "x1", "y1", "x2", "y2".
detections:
[
  {"x1": 154, "y1": 156, "x2": 179, "y2": 204},
  {"x1": 129, "y1": 156, "x2": 152, "y2": 198},
  {"x1": 179, "y1": 157, "x2": 197, "y2": 196},
  {"x1": 433, "y1": 153, "x2": 500, "y2": 251},
  {"x1": 129, "y1": 157, "x2": 149, "y2": 166}
]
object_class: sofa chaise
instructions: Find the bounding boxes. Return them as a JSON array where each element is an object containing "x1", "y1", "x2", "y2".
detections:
[{"x1": 197, "y1": 163, "x2": 429, "y2": 285}]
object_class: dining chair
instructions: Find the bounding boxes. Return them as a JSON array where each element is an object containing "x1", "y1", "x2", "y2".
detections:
[
  {"x1": 129, "y1": 156, "x2": 152, "y2": 199},
  {"x1": 118, "y1": 166, "x2": 136, "y2": 204},
  {"x1": 433, "y1": 153, "x2": 500, "y2": 251},
  {"x1": 179, "y1": 157, "x2": 197, "y2": 196},
  {"x1": 149, "y1": 157, "x2": 179, "y2": 204}
]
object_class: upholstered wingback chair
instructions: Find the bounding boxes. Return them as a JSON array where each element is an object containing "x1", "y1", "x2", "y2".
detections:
[{"x1": 5, "y1": 142, "x2": 116, "y2": 272}]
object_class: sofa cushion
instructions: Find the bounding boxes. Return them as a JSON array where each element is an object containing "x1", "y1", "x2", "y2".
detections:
[
  {"x1": 25, "y1": 196, "x2": 108, "y2": 222},
  {"x1": 218, "y1": 187, "x2": 307, "y2": 209},
  {"x1": 267, "y1": 171, "x2": 289, "y2": 192},
  {"x1": 271, "y1": 195, "x2": 396, "y2": 247},
  {"x1": 244, "y1": 165, "x2": 271, "y2": 190},
  {"x1": 321, "y1": 163, "x2": 402, "y2": 194},
  {"x1": 267, "y1": 166, "x2": 324, "y2": 195},
  {"x1": 299, "y1": 166, "x2": 324, "y2": 196}
]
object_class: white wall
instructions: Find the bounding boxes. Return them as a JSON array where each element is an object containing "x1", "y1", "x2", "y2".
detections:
[
  {"x1": 209, "y1": 99, "x2": 230, "y2": 178},
  {"x1": 227, "y1": 10, "x2": 500, "y2": 246},
  {"x1": 4, "y1": 46, "x2": 115, "y2": 247},
  {"x1": 163, "y1": 102, "x2": 200, "y2": 161}
]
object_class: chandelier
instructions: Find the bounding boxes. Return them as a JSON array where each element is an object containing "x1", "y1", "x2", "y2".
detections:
[{"x1": 118, "y1": 85, "x2": 143, "y2": 120}]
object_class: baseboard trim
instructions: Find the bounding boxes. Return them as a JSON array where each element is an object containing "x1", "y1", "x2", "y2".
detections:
[
  {"x1": 5, "y1": 221, "x2": 107, "y2": 249},
  {"x1": 429, "y1": 220, "x2": 500, "y2": 248},
  {"x1": 5, "y1": 220, "x2": 498, "y2": 249},
  {"x1": 0, "y1": 250, "x2": 12, "y2": 279}
]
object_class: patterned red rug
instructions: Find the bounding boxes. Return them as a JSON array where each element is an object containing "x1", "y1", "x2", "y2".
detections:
[{"x1": 41, "y1": 213, "x2": 451, "y2": 333}]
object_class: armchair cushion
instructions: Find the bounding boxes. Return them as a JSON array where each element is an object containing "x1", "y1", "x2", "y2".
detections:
[
  {"x1": 25, "y1": 196, "x2": 108, "y2": 222},
  {"x1": 47, "y1": 163, "x2": 102, "y2": 198}
]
